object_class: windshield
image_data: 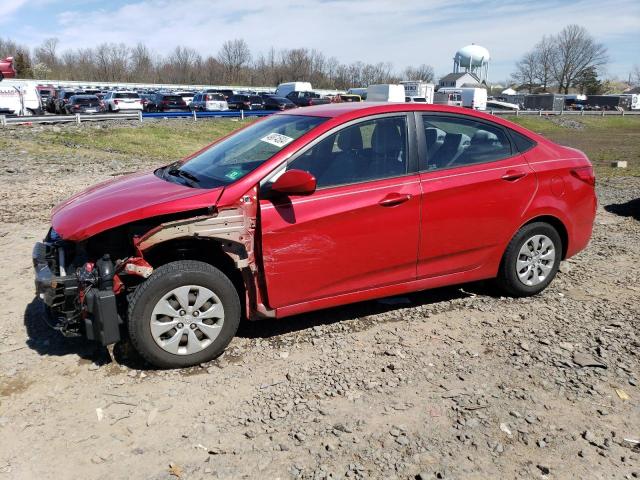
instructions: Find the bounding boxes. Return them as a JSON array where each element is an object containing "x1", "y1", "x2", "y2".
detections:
[{"x1": 160, "y1": 115, "x2": 327, "y2": 189}]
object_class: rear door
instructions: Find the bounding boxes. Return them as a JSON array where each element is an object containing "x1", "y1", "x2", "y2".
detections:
[
  {"x1": 416, "y1": 113, "x2": 537, "y2": 278},
  {"x1": 260, "y1": 113, "x2": 421, "y2": 308}
]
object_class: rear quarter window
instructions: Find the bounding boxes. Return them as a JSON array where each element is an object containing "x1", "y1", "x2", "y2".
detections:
[{"x1": 509, "y1": 130, "x2": 537, "y2": 153}]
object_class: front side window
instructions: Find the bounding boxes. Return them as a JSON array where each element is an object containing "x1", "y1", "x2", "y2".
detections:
[
  {"x1": 161, "y1": 114, "x2": 328, "y2": 189},
  {"x1": 420, "y1": 115, "x2": 512, "y2": 171},
  {"x1": 288, "y1": 116, "x2": 408, "y2": 189}
]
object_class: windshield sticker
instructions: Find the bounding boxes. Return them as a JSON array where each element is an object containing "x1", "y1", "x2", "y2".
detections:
[
  {"x1": 225, "y1": 169, "x2": 243, "y2": 180},
  {"x1": 260, "y1": 133, "x2": 294, "y2": 148}
]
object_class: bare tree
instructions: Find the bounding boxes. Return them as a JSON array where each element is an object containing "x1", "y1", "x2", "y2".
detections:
[
  {"x1": 217, "y1": 39, "x2": 251, "y2": 84},
  {"x1": 511, "y1": 51, "x2": 538, "y2": 92},
  {"x1": 33, "y1": 38, "x2": 60, "y2": 76},
  {"x1": 130, "y1": 43, "x2": 155, "y2": 82},
  {"x1": 550, "y1": 24, "x2": 608, "y2": 94},
  {"x1": 534, "y1": 36, "x2": 554, "y2": 91},
  {"x1": 1, "y1": 33, "x2": 437, "y2": 89},
  {"x1": 402, "y1": 64, "x2": 434, "y2": 83},
  {"x1": 631, "y1": 65, "x2": 640, "y2": 86}
]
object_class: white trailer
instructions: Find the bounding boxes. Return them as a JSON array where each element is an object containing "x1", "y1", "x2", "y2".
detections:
[
  {"x1": 621, "y1": 94, "x2": 640, "y2": 110},
  {"x1": 437, "y1": 87, "x2": 487, "y2": 110},
  {"x1": 400, "y1": 81, "x2": 435, "y2": 103},
  {"x1": 0, "y1": 80, "x2": 43, "y2": 115},
  {"x1": 275, "y1": 82, "x2": 312, "y2": 97},
  {"x1": 365, "y1": 84, "x2": 405, "y2": 102}
]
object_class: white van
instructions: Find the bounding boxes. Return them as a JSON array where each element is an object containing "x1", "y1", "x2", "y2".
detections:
[
  {"x1": 365, "y1": 84, "x2": 405, "y2": 103},
  {"x1": 0, "y1": 80, "x2": 43, "y2": 116},
  {"x1": 437, "y1": 87, "x2": 487, "y2": 110},
  {"x1": 275, "y1": 82, "x2": 312, "y2": 98}
]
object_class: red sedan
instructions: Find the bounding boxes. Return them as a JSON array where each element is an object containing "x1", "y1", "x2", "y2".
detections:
[
  {"x1": 0, "y1": 56, "x2": 16, "y2": 80},
  {"x1": 34, "y1": 103, "x2": 596, "y2": 368}
]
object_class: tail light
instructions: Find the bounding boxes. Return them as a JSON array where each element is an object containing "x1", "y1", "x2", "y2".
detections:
[
  {"x1": 309, "y1": 99, "x2": 314, "y2": 106},
  {"x1": 571, "y1": 166, "x2": 595, "y2": 186},
  {"x1": 243, "y1": 101, "x2": 250, "y2": 105},
  {"x1": 114, "y1": 99, "x2": 119, "y2": 105}
]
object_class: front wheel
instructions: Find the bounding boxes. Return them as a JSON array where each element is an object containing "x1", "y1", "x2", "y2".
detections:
[
  {"x1": 496, "y1": 222, "x2": 562, "y2": 297},
  {"x1": 127, "y1": 260, "x2": 241, "y2": 368}
]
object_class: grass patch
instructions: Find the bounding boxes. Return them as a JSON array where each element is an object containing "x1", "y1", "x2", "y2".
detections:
[
  {"x1": 42, "y1": 118, "x2": 254, "y2": 160},
  {"x1": 503, "y1": 115, "x2": 640, "y2": 177}
]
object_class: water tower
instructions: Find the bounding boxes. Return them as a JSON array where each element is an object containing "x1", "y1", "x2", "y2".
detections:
[{"x1": 453, "y1": 44, "x2": 490, "y2": 83}]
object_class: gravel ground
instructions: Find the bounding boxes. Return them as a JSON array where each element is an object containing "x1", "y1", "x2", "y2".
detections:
[{"x1": 0, "y1": 123, "x2": 638, "y2": 479}]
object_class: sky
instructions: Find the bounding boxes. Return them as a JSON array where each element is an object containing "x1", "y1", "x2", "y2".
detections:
[{"x1": 1, "y1": 0, "x2": 639, "y2": 83}]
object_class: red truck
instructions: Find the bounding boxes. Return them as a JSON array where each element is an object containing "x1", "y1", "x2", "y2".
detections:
[
  {"x1": 0, "y1": 56, "x2": 16, "y2": 80},
  {"x1": 33, "y1": 103, "x2": 596, "y2": 368}
]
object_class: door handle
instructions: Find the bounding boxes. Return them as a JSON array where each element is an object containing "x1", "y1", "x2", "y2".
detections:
[
  {"x1": 501, "y1": 170, "x2": 527, "y2": 181},
  {"x1": 379, "y1": 193, "x2": 412, "y2": 207}
]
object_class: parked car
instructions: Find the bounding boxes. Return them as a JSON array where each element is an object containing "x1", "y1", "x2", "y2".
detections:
[
  {"x1": 175, "y1": 91, "x2": 196, "y2": 106},
  {"x1": 190, "y1": 92, "x2": 229, "y2": 111},
  {"x1": 285, "y1": 91, "x2": 331, "y2": 107},
  {"x1": 227, "y1": 94, "x2": 264, "y2": 110},
  {"x1": 0, "y1": 56, "x2": 16, "y2": 80},
  {"x1": 36, "y1": 85, "x2": 55, "y2": 104},
  {"x1": 146, "y1": 93, "x2": 189, "y2": 112},
  {"x1": 103, "y1": 91, "x2": 143, "y2": 112},
  {"x1": 33, "y1": 103, "x2": 596, "y2": 368},
  {"x1": 262, "y1": 96, "x2": 298, "y2": 111},
  {"x1": 54, "y1": 89, "x2": 82, "y2": 114},
  {"x1": 204, "y1": 89, "x2": 234, "y2": 100},
  {"x1": 338, "y1": 94, "x2": 362, "y2": 103},
  {"x1": 64, "y1": 95, "x2": 105, "y2": 114},
  {"x1": 139, "y1": 93, "x2": 154, "y2": 110}
]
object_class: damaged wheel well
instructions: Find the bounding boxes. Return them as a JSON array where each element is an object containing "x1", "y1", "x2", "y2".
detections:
[{"x1": 143, "y1": 237, "x2": 246, "y2": 306}]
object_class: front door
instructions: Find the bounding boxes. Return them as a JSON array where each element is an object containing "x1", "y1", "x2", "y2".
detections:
[{"x1": 260, "y1": 114, "x2": 421, "y2": 309}]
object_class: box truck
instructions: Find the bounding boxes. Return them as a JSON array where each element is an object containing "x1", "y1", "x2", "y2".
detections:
[
  {"x1": 365, "y1": 84, "x2": 405, "y2": 102},
  {"x1": 400, "y1": 81, "x2": 435, "y2": 103},
  {"x1": 275, "y1": 82, "x2": 312, "y2": 98},
  {"x1": 436, "y1": 87, "x2": 487, "y2": 110}
]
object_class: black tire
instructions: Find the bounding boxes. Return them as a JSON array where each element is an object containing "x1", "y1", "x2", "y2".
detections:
[
  {"x1": 127, "y1": 260, "x2": 241, "y2": 368},
  {"x1": 496, "y1": 222, "x2": 562, "y2": 297}
]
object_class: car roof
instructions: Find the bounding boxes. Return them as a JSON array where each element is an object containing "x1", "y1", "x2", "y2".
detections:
[{"x1": 278, "y1": 102, "x2": 547, "y2": 142}]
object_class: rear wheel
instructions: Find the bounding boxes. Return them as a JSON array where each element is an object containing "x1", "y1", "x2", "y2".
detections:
[
  {"x1": 496, "y1": 222, "x2": 561, "y2": 297},
  {"x1": 127, "y1": 260, "x2": 241, "y2": 368}
]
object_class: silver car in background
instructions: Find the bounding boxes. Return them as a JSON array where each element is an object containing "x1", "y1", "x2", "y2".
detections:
[{"x1": 190, "y1": 92, "x2": 229, "y2": 111}]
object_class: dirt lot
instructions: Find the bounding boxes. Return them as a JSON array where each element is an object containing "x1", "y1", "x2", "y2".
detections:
[{"x1": 0, "y1": 120, "x2": 638, "y2": 479}]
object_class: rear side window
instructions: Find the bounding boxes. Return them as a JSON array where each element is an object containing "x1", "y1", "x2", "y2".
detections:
[
  {"x1": 509, "y1": 130, "x2": 537, "y2": 153},
  {"x1": 115, "y1": 92, "x2": 139, "y2": 99},
  {"x1": 420, "y1": 115, "x2": 513, "y2": 171}
]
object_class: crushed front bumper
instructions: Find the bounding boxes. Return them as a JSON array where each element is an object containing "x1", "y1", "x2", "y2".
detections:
[
  {"x1": 33, "y1": 241, "x2": 78, "y2": 310},
  {"x1": 32, "y1": 238, "x2": 121, "y2": 345}
]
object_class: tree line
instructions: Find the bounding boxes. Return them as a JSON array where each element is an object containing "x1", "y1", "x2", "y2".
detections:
[
  {"x1": 0, "y1": 37, "x2": 434, "y2": 89},
  {"x1": 511, "y1": 24, "x2": 609, "y2": 94}
]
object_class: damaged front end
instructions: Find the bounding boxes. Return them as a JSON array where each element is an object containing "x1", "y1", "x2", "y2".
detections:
[
  {"x1": 33, "y1": 228, "x2": 152, "y2": 345},
  {"x1": 33, "y1": 186, "x2": 271, "y2": 347}
]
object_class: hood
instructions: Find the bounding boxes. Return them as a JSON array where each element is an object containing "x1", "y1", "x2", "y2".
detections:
[{"x1": 52, "y1": 170, "x2": 224, "y2": 241}]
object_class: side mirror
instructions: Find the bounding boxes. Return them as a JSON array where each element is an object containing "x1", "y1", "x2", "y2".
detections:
[{"x1": 271, "y1": 169, "x2": 317, "y2": 196}]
